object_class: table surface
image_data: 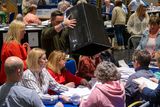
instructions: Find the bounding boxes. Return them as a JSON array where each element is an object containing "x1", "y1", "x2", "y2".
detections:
[{"x1": 44, "y1": 100, "x2": 78, "y2": 107}]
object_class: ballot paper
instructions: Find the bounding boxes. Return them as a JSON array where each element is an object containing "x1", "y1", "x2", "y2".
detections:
[
  {"x1": 133, "y1": 77, "x2": 158, "y2": 90},
  {"x1": 118, "y1": 60, "x2": 129, "y2": 68},
  {"x1": 61, "y1": 86, "x2": 91, "y2": 99},
  {"x1": 61, "y1": 78, "x2": 102, "y2": 100}
]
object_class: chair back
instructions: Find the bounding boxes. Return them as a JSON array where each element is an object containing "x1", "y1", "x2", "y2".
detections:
[
  {"x1": 128, "y1": 35, "x2": 142, "y2": 49},
  {"x1": 65, "y1": 59, "x2": 77, "y2": 75}
]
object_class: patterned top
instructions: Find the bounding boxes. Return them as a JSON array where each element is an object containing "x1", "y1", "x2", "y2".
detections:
[{"x1": 21, "y1": 68, "x2": 68, "y2": 100}]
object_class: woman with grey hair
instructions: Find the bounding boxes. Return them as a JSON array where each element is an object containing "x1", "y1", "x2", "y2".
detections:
[{"x1": 80, "y1": 61, "x2": 125, "y2": 107}]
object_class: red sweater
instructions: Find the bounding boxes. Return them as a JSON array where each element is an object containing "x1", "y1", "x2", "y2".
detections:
[
  {"x1": 47, "y1": 67, "x2": 82, "y2": 86},
  {"x1": 0, "y1": 41, "x2": 27, "y2": 84}
]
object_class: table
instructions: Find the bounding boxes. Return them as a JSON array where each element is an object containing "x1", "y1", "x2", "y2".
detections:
[{"x1": 44, "y1": 100, "x2": 78, "y2": 107}]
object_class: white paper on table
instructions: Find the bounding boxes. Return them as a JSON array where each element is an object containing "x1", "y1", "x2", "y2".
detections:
[
  {"x1": 28, "y1": 32, "x2": 39, "y2": 47},
  {"x1": 118, "y1": 60, "x2": 129, "y2": 68},
  {"x1": 89, "y1": 78, "x2": 102, "y2": 91},
  {"x1": 117, "y1": 67, "x2": 135, "y2": 83},
  {"x1": 133, "y1": 77, "x2": 158, "y2": 90},
  {"x1": 61, "y1": 87, "x2": 91, "y2": 99}
]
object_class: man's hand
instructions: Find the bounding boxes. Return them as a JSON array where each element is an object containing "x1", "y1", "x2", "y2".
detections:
[
  {"x1": 63, "y1": 15, "x2": 76, "y2": 29},
  {"x1": 138, "y1": 82, "x2": 147, "y2": 92}
]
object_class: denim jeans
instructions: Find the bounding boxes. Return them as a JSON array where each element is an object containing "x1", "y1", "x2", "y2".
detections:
[{"x1": 114, "y1": 25, "x2": 125, "y2": 46}]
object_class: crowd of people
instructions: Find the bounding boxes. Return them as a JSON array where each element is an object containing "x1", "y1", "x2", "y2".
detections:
[{"x1": 0, "y1": 0, "x2": 160, "y2": 107}]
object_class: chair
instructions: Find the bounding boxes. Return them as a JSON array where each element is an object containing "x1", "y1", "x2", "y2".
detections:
[
  {"x1": 127, "y1": 35, "x2": 142, "y2": 61},
  {"x1": 65, "y1": 58, "x2": 77, "y2": 75},
  {"x1": 128, "y1": 100, "x2": 150, "y2": 107},
  {"x1": 128, "y1": 35, "x2": 142, "y2": 49}
]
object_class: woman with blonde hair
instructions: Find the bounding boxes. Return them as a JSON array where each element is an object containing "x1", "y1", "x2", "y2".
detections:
[
  {"x1": 22, "y1": 48, "x2": 69, "y2": 102},
  {"x1": 127, "y1": 4, "x2": 149, "y2": 35},
  {"x1": 0, "y1": 20, "x2": 30, "y2": 85},
  {"x1": 47, "y1": 50, "x2": 90, "y2": 88}
]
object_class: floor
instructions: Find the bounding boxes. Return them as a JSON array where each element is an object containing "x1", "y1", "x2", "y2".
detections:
[{"x1": 113, "y1": 48, "x2": 134, "y2": 64}]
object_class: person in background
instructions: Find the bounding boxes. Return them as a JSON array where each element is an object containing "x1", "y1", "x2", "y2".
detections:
[
  {"x1": 136, "y1": 16, "x2": 160, "y2": 57},
  {"x1": 0, "y1": 20, "x2": 30, "y2": 85},
  {"x1": 76, "y1": 0, "x2": 88, "y2": 4},
  {"x1": 80, "y1": 61, "x2": 125, "y2": 107},
  {"x1": 102, "y1": 0, "x2": 114, "y2": 20},
  {"x1": 21, "y1": 48, "x2": 69, "y2": 102},
  {"x1": 16, "y1": 14, "x2": 23, "y2": 22},
  {"x1": 127, "y1": 4, "x2": 149, "y2": 48},
  {"x1": 76, "y1": 54, "x2": 101, "y2": 81},
  {"x1": 22, "y1": 0, "x2": 39, "y2": 15},
  {"x1": 41, "y1": 10, "x2": 76, "y2": 58},
  {"x1": 57, "y1": 0, "x2": 71, "y2": 13},
  {"x1": 125, "y1": 50, "x2": 155, "y2": 106},
  {"x1": 23, "y1": 4, "x2": 41, "y2": 25},
  {"x1": 156, "y1": 0, "x2": 160, "y2": 6},
  {"x1": 111, "y1": 0, "x2": 126, "y2": 50},
  {"x1": 0, "y1": 56, "x2": 45, "y2": 107},
  {"x1": 128, "y1": 0, "x2": 145, "y2": 12},
  {"x1": 115, "y1": 0, "x2": 128, "y2": 14},
  {"x1": 127, "y1": 4, "x2": 149, "y2": 36},
  {"x1": 47, "y1": 50, "x2": 90, "y2": 88}
]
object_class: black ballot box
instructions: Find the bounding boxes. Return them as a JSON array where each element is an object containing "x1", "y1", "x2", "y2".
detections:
[{"x1": 66, "y1": 3, "x2": 111, "y2": 56}]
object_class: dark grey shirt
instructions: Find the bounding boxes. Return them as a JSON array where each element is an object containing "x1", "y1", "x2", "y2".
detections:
[{"x1": 0, "y1": 82, "x2": 45, "y2": 107}]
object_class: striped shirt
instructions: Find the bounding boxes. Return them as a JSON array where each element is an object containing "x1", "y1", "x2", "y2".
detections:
[{"x1": 21, "y1": 68, "x2": 68, "y2": 100}]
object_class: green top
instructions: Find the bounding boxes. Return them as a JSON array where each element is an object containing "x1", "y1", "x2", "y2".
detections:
[
  {"x1": 0, "y1": 11, "x2": 6, "y2": 24},
  {"x1": 41, "y1": 24, "x2": 69, "y2": 58}
]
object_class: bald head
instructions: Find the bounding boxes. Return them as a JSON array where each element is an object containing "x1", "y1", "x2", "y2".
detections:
[{"x1": 5, "y1": 56, "x2": 23, "y2": 77}]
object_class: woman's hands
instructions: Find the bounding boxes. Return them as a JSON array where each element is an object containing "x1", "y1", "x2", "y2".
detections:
[
  {"x1": 81, "y1": 79, "x2": 91, "y2": 88},
  {"x1": 65, "y1": 82, "x2": 75, "y2": 88},
  {"x1": 23, "y1": 42, "x2": 31, "y2": 53}
]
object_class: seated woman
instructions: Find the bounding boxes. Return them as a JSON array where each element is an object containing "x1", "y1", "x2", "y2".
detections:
[
  {"x1": 23, "y1": 4, "x2": 41, "y2": 25},
  {"x1": 21, "y1": 48, "x2": 69, "y2": 102},
  {"x1": 76, "y1": 54, "x2": 101, "y2": 81},
  {"x1": 47, "y1": 50, "x2": 89, "y2": 88},
  {"x1": 137, "y1": 15, "x2": 160, "y2": 57},
  {"x1": 80, "y1": 61, "x2": 125, "y2": 107},
  {"x1": 0, "y1": 20, "x2": 30, "y2": 85}
]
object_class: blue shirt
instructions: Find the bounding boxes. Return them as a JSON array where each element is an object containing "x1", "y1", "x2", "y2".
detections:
[{"x1": 0, "y1": 82, "x2": 45, "y2": 107}]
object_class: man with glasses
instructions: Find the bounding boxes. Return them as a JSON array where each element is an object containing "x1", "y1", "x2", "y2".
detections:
[{"x1": 41, "y1": 10, "x2": 76, "y2": 58}]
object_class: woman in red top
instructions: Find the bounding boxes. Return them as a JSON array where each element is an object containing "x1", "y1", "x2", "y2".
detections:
[
  {"x1": 0, "y1": 20, "x2": 30, "y2": 84},
  {"x1": 47, "y1": 50, "x2": 89, "y2": 88}
]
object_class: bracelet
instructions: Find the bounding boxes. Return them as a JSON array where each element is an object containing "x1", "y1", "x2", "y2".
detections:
[{"x1": 61, "y1": 22, "x2": 65, "y2": 29}]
